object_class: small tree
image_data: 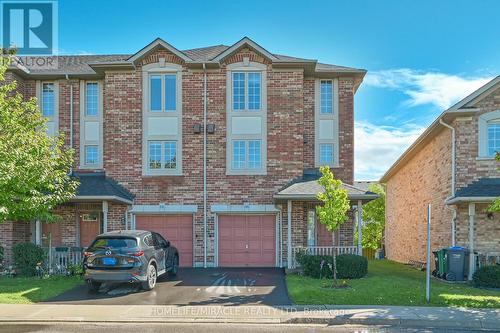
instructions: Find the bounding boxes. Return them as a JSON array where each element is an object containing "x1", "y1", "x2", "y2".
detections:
[
  {"x1": 488, "y1": 152, "x2": 500, "y2": 212},
  {"x1": 315, "y1": 166, "x2": 350, "y2": 287},
  {"x1": 355, "y1": 183, "x2": 385, "y2": 250},
  {"x1": 0, "y1": 55, "x2": 78, "y2": 223}
]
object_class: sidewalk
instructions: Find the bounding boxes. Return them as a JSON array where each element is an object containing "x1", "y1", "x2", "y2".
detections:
[{"x1": 0, "y1": 304, "x2": 499, "y2": 330}]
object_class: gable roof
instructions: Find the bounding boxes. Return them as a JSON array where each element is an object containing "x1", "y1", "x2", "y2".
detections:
[
  {"x1": 211, "y1": 37, "x2": 278, "y2": 62},
  {"x1": 128, "y1": 38, "x2": 193, "y2": 63},
  {"x1": 380, "y1": 75, "x2": 500, "y2": 183},
  {"x1": 274, "y1": 169, "x2": 378, "y2": 202}
]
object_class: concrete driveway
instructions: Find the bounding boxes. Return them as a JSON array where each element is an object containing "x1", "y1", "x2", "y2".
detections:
[{"x1": 45, "y1": 268, "x2": 291, "y2": 306}]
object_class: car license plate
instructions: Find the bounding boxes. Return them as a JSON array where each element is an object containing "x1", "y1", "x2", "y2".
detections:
[{"x1": 103, "y1": 257, "x2": 117, "y2": 266}]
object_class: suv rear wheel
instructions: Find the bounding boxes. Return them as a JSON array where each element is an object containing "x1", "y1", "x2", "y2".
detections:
[
  {"x1": 141, "y1": 263, "x2": 157, "y2": 290},
  {"x1": 87, "y1": 280, "x2": 101, "y2": 292}
]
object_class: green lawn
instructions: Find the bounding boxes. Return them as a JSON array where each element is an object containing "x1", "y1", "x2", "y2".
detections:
[
  {"x1": 287, "y1": 259, "x2": 500, "y2": 308},
  {"x1": 0, "y1": 276, "x2": 83, "y2": 304}
]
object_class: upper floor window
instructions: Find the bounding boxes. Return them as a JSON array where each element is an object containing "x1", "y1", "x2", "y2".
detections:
[
  {"x1": 315, "y1": 79, "x2": 339, "y2": 167},
  {"x1": 478, "y1": 110, "x2": 500, "y2": 158},
  {"x1": 488, "y1": 122, "x2": 500, "y2": 156},
  {"x1": 84, "y1": 145, "x2": 99, "y2": 165},
  {"x1": 232, "y1": 72, "x2": 261, "y2": 111},
  {"x1": 232, "y1": 140, "x2": 262, "y2": 170},
  {"x1": 319, "y1": 144, "x2": 334, "y2": 165},
  {"x1": 320, "y1": 80, "x2": 333, "y2": 114},
  {"x1": 42, "y1": 82, "x2": 55, "y2": 117},
  {"x1": 85, "y1": 83, "x2": 99, "y2": 116},
  {"x1": 148, "y1": 141, "x2": 177, "y2": 170},
  {"x1": 150, "y1": 74, "x2": 177, "y2": 112}
]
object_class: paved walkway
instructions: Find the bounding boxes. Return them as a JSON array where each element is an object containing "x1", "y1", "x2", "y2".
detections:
[{"x1": 1, "y1": 304, "x2": 499, "y2": 330}]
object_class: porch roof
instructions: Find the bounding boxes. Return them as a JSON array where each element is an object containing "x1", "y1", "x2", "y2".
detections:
[
  {"x1": 446, "y1": 178, "x2": 500, "y2": 205},
  {"x1": 71, "y1": 172, "x2": 135, "y2": 205},
  {"x1": 274, "y1": 169, "x2": 379, "y2": 202}
]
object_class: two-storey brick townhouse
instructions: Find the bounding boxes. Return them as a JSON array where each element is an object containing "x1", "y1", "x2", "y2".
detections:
[
  {"x1": 1, "y1": 37, "x2": 377, "y2": 268},
  {"x1": 381, "y1": 76, "x2": 500, "y2": 279}
]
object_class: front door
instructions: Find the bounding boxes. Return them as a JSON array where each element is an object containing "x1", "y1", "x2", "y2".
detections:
[{"x1": 79, "y1": 213, "x2": 101, "y2": 247}]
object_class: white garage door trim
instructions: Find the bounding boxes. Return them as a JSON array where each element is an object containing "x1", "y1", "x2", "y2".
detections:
[{"x1": 215, "y1": 212, "x2": 280, "y2": 267}]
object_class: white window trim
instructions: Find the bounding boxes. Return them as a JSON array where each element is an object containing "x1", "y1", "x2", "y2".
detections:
[
  {"x1": 142, "y1": 61, "x2": 183, "y2": 176},
  {"x1": 36, "y1": 80, "x2": 59, "y2": 137},
  {"x1": 226, "y1": 60, "x2": 267, "y2": 175},
  {"x1": 79, "y1": 81, "x2": 104, "y2": 169},
  {"x1": 478, "y1": 109, "x2": 500, "y2": 158},
  {"x1": 315, "y1": 78, "x2": 340, "y2": 167}
]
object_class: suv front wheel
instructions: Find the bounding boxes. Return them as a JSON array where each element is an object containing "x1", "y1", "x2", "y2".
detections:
[{"x1": 141, "y1": 263, "x2": 157, "y2": 290}]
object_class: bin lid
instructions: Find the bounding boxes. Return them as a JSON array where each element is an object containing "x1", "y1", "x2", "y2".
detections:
[{"x1": 448, "y1": 246, "x2": 465, "y2": 249}]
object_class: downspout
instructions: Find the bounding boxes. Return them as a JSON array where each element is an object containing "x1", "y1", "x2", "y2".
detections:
[
  {"x1": 440, "y1": 119, "x2": 457, "y2": 246},
  {"x1": 440, "y1": 119, "x2": 456, "y2": 195},
  {"x1": 65, "y1": 74, "x2": 74, "y2": 173},
  {"x1": 202, "y1": 63, "x2": 208, "y2": 268}
]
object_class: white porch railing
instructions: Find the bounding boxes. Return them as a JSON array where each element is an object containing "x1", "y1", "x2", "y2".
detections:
[
  {"x1": 43, "y1": 247, "x2": 84, "y2": 275},
  {"x1": 291, "y1": 246, "x2": 359, "y2": 268},
  {"x1": 477, "y1": 252, "x2": 500, "y2": 268}
]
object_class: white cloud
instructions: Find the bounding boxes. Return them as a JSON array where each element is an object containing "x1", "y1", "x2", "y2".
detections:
[
  {"x1": 355, "y1": 121, "x2": 425, "y2": 180},
  {"x1": 365, "y1": 69, "x2": 493, "y2": 109}
]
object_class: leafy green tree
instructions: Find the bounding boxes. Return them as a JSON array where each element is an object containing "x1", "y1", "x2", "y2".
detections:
[
  {"x1": 0, "y1": 56, "x2": 78, "y2": 223},
  {"x1": 355, "y1": 183, "x2": 385, "y2": 250},
  {"x1": 488, "y1": 152, "x2": 500, "y2": 212},
  {"x1": 316, "y1": 166, "x2": 350, "y2": 286}
]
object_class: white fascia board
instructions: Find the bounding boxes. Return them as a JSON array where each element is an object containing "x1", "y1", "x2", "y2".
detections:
[
  {"x1": 72, "y1": 195, "x2": 133, "y2": 205},
  {"x1": 211, "y1": 204, "x2": 279, "y2": 214},
  {"x1": 446, "y1": 196, "x2": 497, "y2": 205},
  {"x1": 131, "y1": 204, "x2": 198, "y2": 214}
]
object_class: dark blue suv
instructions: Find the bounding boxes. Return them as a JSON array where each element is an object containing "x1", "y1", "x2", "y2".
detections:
[{"x1": 83, "y1": 230, "x2": 179, "y2": 291}]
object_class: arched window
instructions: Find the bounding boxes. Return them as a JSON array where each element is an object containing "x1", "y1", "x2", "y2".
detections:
[{"x1": 478, "y1": 110, "x2": 500, "y2": 158}]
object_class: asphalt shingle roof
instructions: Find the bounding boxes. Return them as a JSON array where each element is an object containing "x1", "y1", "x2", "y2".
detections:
[
  {"x1": 275, "y1": 169, "x2": 378, "y2": 201},
  {"x1": 73, "y1": 172, "x2": 135, "y2": 202},
  {"x1": 454, "y1": 178, "x2": 500, "y2": 198},
  {"x1": 14, "y1": 44, "x2": 364, "y2": 74}
]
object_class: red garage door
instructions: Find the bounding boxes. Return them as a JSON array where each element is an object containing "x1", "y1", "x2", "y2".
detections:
[
  {"x1": 135, "y1": 215, "x2": 193, "y2": 267},
  {"x1": 218, "y1": 215, "x2": 276, "y2": 267}
]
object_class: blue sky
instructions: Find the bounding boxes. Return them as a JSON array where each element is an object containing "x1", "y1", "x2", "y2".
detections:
[{"x1": 57, "y1": 0, "x2": 500, "y2": 180}]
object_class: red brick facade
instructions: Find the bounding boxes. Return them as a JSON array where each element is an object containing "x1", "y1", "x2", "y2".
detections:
[{"x1": 1, "y1": 40, "x2": 362, "y2": 267}]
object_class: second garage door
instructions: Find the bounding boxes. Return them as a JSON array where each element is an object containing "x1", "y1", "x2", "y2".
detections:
[
  {"x1": 135, "y1": 215, "x2": 193, "y2": 267},
  {"x1": 218, "y1": 215, "x2": 276, "y2": 267}
]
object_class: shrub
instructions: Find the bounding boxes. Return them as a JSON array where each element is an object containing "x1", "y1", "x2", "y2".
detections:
[
  {"x1": 297, "y1": 254, "x2": 368, "y2": 279},
  {"x1": 12, "y1": 242, "x2": 45, "y2": 276},
  {"x1": 67, "y1": 263, "x2": 84, "y2": 276},
  {"x1": 0, "y1": 244, "x2": 4, "y2": 263},
  {"x1": 473, "y1": 265, "x2": 500, "y2": 288}
]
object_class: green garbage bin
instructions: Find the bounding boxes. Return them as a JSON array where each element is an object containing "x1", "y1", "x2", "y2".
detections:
[{"x1": 434, "y1": 248, "x2": 447, "y2": 278}]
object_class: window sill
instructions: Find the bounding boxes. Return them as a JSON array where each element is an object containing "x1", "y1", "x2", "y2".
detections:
[
  {"x1": 142, "y1": 171, "x2": 183, "y2": 177},
  {"x1": 226, "y1": 169, "x2": 267, "y2": 176},
  {"x1": 314, "y1": 164, "x2": 341, "y2": 168},
  {"x1": 476, "y1": 157, "x2": 496, "y2": 161}
]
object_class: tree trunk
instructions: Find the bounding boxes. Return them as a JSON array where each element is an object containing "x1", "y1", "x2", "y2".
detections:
[{"x1": 331, "y1": 232, "x2": 337, "y2": 287}]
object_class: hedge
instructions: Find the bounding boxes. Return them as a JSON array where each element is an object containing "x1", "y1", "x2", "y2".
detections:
[
  {"x1": 473, "y1": 265, "x2": 500, "y2": 288},
  {"x1": 296, "y1": 253, "x2": 368, "y2": 279},
  {"x1": 12, "y1": 242, "x2": 45, "y2": 276}
]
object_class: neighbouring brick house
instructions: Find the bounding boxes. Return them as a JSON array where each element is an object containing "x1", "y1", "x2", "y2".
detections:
[
  {"x1": 381, "y1": 76, "x2": 500, "y2": 279},
  {"x1": 1, "y1": 37, "x2": 376, "y2": 268}
]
